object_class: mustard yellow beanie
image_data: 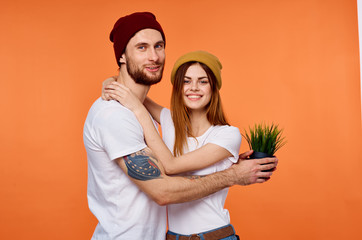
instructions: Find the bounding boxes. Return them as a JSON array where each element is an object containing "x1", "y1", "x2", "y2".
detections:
[{"x1": 170, "y1": 51, "x2": 222, "y2": 89}]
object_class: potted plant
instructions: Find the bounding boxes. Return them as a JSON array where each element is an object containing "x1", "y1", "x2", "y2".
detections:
[{"x1": 242, "y1": 123, "x2": 286, "y2": 160}]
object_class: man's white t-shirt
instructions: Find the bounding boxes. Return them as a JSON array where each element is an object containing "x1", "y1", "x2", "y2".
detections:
[
  {"x1": 83, "y1": 98, "x2": 166, "y2": 240},
  {"x1": 160, "y1": 108, "x2": 241, "y2": 234}
]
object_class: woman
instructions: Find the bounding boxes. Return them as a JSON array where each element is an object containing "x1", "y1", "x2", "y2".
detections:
[{"x1": 104, "y1": 51, "x2": 241, "y2": 240}]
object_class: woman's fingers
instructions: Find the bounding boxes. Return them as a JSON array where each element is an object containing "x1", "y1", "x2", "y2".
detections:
[
  {"x1": 105, "y1": 88, "x2": 127, "y2": 100},
  {"x1": 107, "y1": 83, "x2": 134, "y2": 97}
]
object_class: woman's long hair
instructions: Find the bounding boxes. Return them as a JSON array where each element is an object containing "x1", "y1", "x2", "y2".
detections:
[{"x1": 171, "y1": 62, "x2": 229, "y2": 156}]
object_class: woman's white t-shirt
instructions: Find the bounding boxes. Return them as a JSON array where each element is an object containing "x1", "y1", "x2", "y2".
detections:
[{"x1": 160, "y1": 108, "x2": 242, "y2": 234}]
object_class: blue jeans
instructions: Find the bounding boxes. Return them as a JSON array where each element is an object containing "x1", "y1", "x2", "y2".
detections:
[{"x1": 166, "y1": 224, "x2": 239, "y2": 240}]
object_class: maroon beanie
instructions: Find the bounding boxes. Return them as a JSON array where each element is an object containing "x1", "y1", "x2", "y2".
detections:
[{"x1": 110, "y1": 12, "x2": 166, "y2": 66}]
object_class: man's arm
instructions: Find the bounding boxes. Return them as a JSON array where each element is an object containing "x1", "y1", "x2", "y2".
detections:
[{"x1": 116, "y1": 148, "x2": 278, "y2": 206}]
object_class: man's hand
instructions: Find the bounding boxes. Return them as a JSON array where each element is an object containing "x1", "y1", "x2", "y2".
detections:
[{"x1": 229, "y1": 150, "x2": 278, "y2": 186}]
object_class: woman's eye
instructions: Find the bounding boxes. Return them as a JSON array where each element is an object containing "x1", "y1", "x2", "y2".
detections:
[{"x1": 184, "y1": 80, "x2": 191, "y2": 84}]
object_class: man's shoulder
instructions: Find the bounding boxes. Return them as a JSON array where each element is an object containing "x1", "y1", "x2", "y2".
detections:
[
  {"x1": 85, "y1": 98, "x2": 138, "y2": 128},
  {"x1": 84, "y1": 98, "x2": 144, "y2": 148},
  {"x1": 88, "y1": 98, "x2": 132, "y2": 118},
  {"x1": 90, "y1": 97, "x2": 124, "y2": 111}
]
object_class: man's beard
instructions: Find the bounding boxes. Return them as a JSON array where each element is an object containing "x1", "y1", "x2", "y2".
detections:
[{"x1": 125, "y1": 55, "x2": 164, "y2": 86}]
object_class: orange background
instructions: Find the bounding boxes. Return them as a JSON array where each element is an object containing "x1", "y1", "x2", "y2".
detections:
[{"x1": 1, "y1": 0, "x2": 361, "y2": 239}]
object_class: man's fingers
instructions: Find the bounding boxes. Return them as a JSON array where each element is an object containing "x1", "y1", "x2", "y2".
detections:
[
  {"x1": 259, "y1": 162, "x2": 277, "y2": 172},
  {"x1": 257, "y1": 169, "x2": 274, "y2": 177},
  {"x1": 239, "y1": 150, "x2": 254, "y2": 160},
  {"x1": 255, "y1": 177, "x2": 269, "y2": 183},
  {"x1": 256, "y1": 177, "x2": 271, "y2": 183},
  {"x1": 256, "y1": 157, "x2": 278, "y2": 165}
]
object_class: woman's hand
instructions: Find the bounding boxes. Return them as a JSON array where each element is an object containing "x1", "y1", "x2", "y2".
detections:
[
  {"x1": 103, "y1": 82, "x2": 143, "y2": 113},
  {"x1": 101, "y1": 76, "x2": 117, "y2": 100}
]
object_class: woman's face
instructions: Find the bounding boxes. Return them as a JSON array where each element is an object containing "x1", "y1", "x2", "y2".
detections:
[{"x1": 182, "y1": 63, "x2": 212, "y2": 112}]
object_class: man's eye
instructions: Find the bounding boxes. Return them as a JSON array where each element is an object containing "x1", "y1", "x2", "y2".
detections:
[
  {"x1": 138, "y1": 46, "x2": 146, "y2": 50},
  {"x1": 155, "y1": 43, "x2": 165, "y2": 49}
]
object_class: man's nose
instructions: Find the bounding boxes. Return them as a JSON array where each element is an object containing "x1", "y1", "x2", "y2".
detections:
[{"x1": 148, "y1": 48, "x2": 159, "y2": 62}]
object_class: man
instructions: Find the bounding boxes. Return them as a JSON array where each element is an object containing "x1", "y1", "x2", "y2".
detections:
[{"x1": 83, "y1": 12, "x2": 278, "y2": 239}]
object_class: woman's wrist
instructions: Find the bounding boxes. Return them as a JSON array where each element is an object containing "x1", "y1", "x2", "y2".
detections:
[{"x1": 133, "y1": 104, "x2": 148, "y2": 119}]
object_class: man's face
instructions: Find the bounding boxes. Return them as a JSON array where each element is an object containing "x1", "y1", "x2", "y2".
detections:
[{"x1": 123, "y1": 29, "x2": 165, "y2": 85}]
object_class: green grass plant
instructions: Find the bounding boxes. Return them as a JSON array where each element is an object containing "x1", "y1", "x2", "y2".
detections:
[{"x1": 243, "y1": 123, "x2": 286, "y2": 156}]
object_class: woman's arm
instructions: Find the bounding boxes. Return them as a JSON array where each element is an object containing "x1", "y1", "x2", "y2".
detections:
[
  {"x1": 143, "y1": 97, "x2": 163, "y2": 124},
  {"x1": 104, "y1": 82, "x2": 237, "y2": 175},
  {"x1": 136, "y1": 105, "x2": 234, "y2": 174},
  {"x1": 163, "y1": 143, "x2": 233, "y2": 174},
  {"x1": 101, "y1": 77, "x2": 163, "y2": 124}
]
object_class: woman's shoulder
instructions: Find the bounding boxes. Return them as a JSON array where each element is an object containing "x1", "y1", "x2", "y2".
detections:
[
  {"x1": 212, "y1": 124, "x2": 241, "y2": 134},
  {"x1": 160, "y1": 108, "x2": 172, "y2": 122},
  {"x1": 161, "y1": 107, "x2": 171, "y2": 115},
  {"x1": 207, "y1": 124, "x2": 241, "y2": 141}
]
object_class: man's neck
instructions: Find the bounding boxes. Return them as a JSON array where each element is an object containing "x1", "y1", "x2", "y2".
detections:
[{"x1": 117, "y1": 69, "x2": 150, "y2": 103}]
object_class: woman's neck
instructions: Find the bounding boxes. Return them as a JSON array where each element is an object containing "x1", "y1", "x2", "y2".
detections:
[{"x1": 189, "y1": 110, "x2": 211, "y2": 137}]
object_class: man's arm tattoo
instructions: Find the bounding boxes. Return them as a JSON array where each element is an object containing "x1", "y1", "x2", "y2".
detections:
[{"x1": 124, "y1": 150, "x2": 161, "y2": 181}]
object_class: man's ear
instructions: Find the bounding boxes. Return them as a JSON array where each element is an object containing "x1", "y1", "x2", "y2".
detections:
[{"x1": 119, "y1": 53, "x2": 126, "y2": 64}]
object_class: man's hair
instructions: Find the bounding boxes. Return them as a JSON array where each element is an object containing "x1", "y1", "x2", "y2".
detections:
[{"x1": 170, "y1": 62, "x2": 229, "y2": 156}]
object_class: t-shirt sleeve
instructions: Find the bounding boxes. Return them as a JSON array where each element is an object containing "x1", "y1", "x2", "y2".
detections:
[
  {"x1": 160, "y1": 108, "x2": 172, "y2": 134},
  {"x1": 206, "y1": 126, "x2": 242, "y2": 163},
  {"x1": 93, "y1": 105, "x2": 147, "y2": 161},
  {"x1": 159, "y1": 108, "x2": 175, "y2": 152}
]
